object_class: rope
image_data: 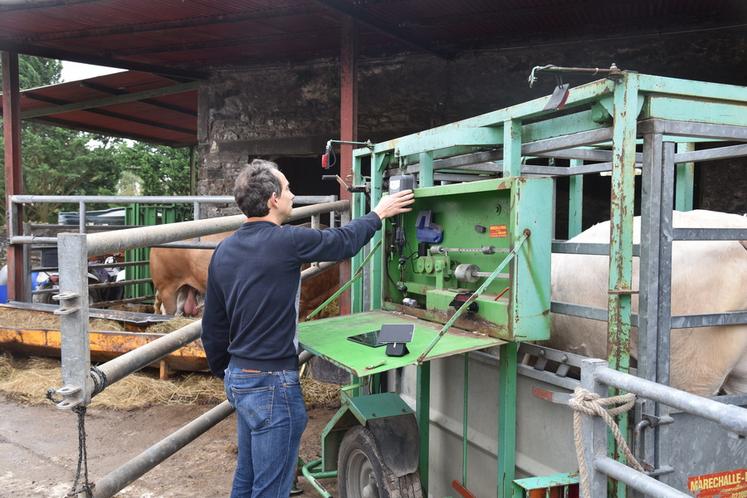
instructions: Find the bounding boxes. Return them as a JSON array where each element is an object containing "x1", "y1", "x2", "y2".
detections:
[
  {"x1": 46, "y1": 388, "x2": 95, "y2": 497},
  {"x1": 569, "y1": 387, "x2": 642, "y2": 498},
  {"x1": 66, "y1": 405, "x2": 94, "y2": 497}
]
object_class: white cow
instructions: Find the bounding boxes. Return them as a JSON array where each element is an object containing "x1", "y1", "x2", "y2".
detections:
[{"x1": 546, "y1": 210, "x2": 747, "y2": 396}]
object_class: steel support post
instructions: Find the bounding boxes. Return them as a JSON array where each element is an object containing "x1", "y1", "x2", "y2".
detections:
[
  {"x1": 497, "y1": 342, "x2": 517, "y2": 498},
  {"x1": 637, "y1": 133, "x2": 664, "y2": 469},
  {"x1": 655, "y1": 143, "x2": 676, "y2": 476},
  {"x1": 92, "y1": 401, "x2": 234, "y2": 498},
  {"x1": 2, "y1": 51, "x2": 26, "y2": 301},
  {"x1": 674, "y1": 142, "x2": 694, "y2": 211},
  {"x1": 568, "y1": 159, "x2": 584, "y2": 237},
  {"x1": 338, "y1": 17, "x2": 358, "y2": 316},
  {"x1": 608, "y1": 72, "x2": 639, "y2": 498},
  {"x1": 78, "y1": 201, "x2": 87, "y2": 234},
  {"x1": 56, "y1": 233, "x2": 92, "y2": 408},
  {"x1": 416, "y1": 362, "x2": 430, "y2": 495},
  {"x1": 580, "y1": 359, "x2": 610, "y2": 498}
]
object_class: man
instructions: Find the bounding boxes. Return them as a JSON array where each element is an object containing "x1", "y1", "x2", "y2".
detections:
[{"x1": 201, "y1": 159, "x2": 414, "y2": 498}]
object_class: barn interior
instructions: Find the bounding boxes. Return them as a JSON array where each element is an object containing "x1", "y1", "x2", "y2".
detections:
[{"x1": 2, "y1": 2, "x2": 747, "y2": 498}]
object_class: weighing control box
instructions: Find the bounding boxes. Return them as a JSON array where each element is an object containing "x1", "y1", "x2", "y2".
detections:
[{"x1": 381, "y1": 176, "x2": 553, "y2": 342}]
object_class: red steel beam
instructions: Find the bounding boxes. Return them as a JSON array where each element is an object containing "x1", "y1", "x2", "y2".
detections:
[
  {"x1": 2, "y1": 51, "x2": 26, "y2": 301},
  {"x1": 338, "y1": 17, "x2": 358, "y2": 315}
]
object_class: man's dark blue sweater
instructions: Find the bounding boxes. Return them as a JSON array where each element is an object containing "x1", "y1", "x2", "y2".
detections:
[{"x1": 201, "y1": 212, "x2": 382, "y2": 378}]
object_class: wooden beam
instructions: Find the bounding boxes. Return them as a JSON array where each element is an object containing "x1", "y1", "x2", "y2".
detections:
[
  {"x1": 314, "y1": 0, "x2": 453, "y2": 59},
  {"x1": 14, "y1": 5, "x2": 318, "y2": 42},
  {"x1": 114, "y1": 28, "x2": 324, "y2": 57},
  {"x1": 19, "y1": 81, "x2": 198, "y2": 119},
  {"x1": 34, "y1": 116, "x2": 188, "y2": 147},
  {"x1": 80, "y1": 81, "x2": 197, "y2": 117},
  {"x1": 24, "y1": 92, "x2": 196, "y2": 135},
  {"x1": 0, "y1": 40, "x2": 207, "y2": 80},
  {"x1": 2, "y1": 51, "x2": 26, "y2": 301},
  {"x1": 0, "y1": 0, "x2": 97, "y2": 12},
  {"x1": 338, "y1": 17, "x2": 358, "y2": 316}
]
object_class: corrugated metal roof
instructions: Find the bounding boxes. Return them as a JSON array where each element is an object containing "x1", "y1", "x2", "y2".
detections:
[
  {"x1": 1, "y1": 0, "x2": 745, "y2": 79},
  {"x1": 1, "y1": 71, "x2": 197, "y2": 147},
  {"x1": 1, "y1": 0, "x2": 745, "y2": 144}
]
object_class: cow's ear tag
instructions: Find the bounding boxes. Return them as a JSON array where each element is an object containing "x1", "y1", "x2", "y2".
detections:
[{"x1": 543, "y1": 83, "x2": 570, "y2": 111}]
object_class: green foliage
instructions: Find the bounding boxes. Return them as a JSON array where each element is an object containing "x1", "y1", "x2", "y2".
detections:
[
  {"x1": 113, "y1": 142, "x2": 191, "y2": 196},
  {"x1": 1, "y1": 55, "x2": 192, "y2": 224}
]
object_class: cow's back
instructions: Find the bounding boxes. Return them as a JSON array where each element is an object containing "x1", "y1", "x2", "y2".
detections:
[{"x1": 547, "y1": 210, "x2": 747, "y2": 395}]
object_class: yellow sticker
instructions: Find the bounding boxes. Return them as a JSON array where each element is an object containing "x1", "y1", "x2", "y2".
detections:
[{"x1": 489, "y1": 225, "x2": 507, "y2": 238}]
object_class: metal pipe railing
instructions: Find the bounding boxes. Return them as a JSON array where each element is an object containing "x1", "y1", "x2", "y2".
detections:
[
  {"x1": 91, "y1": 400, "x2": 235, "y2": 498},
  {"x1": 595, "y1": 365, "x2": 747, "y2": 436},
  {"x1": 594, "y1": 457, "x2": 689, "y2": 498},
  {"x1": 86, "y1": 200, "x2": 349, "y2": 257},
  {"x1": 92, "y1": 348, "x2": 316, "y2": 498},
  {"x1": 95, "y1": 321, "x2": 202, "y2": 391},
  {"x1": 11, "y1": 194, "x2": 335, "y2": 205}
]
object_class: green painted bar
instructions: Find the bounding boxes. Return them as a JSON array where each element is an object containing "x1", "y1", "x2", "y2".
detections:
[
  {"x1": 638, "y1": 73, "x2": 747, "y2": 102},
  {"x1": 370, "y1": 78, "x2": 615, "y2": 154},
  {"x1": 419, "y1": 151, "x2": 434, "y2": 187},
  {"x1": 522, "y1": 109, "x2": 607, "y2": 143},
  {"x1": 643, "y1": 96, "x2": 747, "y2": 127},
  {"x1": 497, "y1": 342, "x2": 518, "y2": 498},
  {"x1": 370, "y1": 153, "x2": 387, "y2": 310},
  {"x1": 396, "y1": 127, "x2": 501, "y2": 158},
  {"x1": 416, "y1": 362, "x2": 431, "y2": 496},
  {"x1": 568, "y1": 159, "x2": 584, "y2": 237},
  {"x1": 351, "y1": 155, "x2": 365, "y2": 313},
  {"x1": 462, "y1": 353, "x2": 469, "y2": 487},
  {"x1": 503, "y1": 120, "x2": 522, "y2": 177},
  {"x1": 414, "y1": 177, "x2": 510, "y2": 198},
  {"x1": 675, "y1": 143, "x2": 695, "y2": 211},
  {"x1": 608, "y1": 72, "x2": 638, "y2": 498}
]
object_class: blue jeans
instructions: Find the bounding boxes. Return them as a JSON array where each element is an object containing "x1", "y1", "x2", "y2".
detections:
[{"x1": 224, "y1": 367, "x2": 308, "y2": 498}]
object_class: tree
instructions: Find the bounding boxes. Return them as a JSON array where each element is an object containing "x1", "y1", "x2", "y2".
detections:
[{"x1": 113, "y1": 141, "x2": 191, "y2": 196}]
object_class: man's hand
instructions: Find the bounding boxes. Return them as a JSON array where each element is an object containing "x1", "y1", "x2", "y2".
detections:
[{"x1": 373, "y1": 190, "x2": 415, "y2": 220}]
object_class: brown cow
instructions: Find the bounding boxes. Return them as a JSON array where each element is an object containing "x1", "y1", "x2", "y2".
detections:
[{"x1": 150, "y1": 229, "x2": 341, "y2": 319}]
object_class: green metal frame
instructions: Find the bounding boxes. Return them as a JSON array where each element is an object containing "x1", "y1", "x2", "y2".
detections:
[
  {"x1": 124, "y1": 203, "x2": 191, "y2": 299},
  {"x1": 301, "y1": 71, "x2": 747, "y2": 497}
]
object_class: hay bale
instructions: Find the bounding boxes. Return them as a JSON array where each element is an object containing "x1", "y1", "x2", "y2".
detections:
[
  {"x1": 301, "y1": 376, "x2": 340, "y2": 409},
  {"x1": 0, "y1": 353, "x2": 223, "y2": 410},
  {"x1": 145, "y1": 317, "x2": 196, "y2": 334},
  {"x1": 0, "y1": 307, "x2": 123, "y2": 331},
  {"x1": 0, "y1": 353, "x2": 339, "y2": 410}
]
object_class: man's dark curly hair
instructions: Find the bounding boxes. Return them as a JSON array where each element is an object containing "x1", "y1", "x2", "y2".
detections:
[{"x1": 234, "y1": 159, "x2": 282, "y2": 218}]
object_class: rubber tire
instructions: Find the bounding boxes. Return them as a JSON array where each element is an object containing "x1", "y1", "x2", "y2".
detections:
[{"x1": 338, "y1": 426, "x2": 422, "y2": 498}]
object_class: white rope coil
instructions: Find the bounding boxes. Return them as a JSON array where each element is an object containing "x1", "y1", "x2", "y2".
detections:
[{"x1": 569, "y1": 387, "x2": 642, "y2": 498}]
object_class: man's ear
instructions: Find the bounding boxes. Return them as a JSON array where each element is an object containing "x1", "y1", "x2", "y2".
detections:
[{"x1": 267, "y1": 192, "x2": 278, "y2": 210}]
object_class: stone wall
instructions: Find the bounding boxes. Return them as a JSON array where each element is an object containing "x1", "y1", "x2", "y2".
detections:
[{"x1": 198, "y1": 30, "x2": 747, "y2": 220}]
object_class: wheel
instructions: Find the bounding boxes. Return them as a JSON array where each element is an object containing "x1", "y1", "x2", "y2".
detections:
[
  {"x1": 32, "y1": 281, "x2": 54, "y2": 304},
  {"x1": 338, "y1": 426, "x2": 422, "y2": 498}
]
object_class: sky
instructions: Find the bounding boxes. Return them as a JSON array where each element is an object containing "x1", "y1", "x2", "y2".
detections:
[{"x1": 60, "y1": 61, "x2": 123, "y2": 83}]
